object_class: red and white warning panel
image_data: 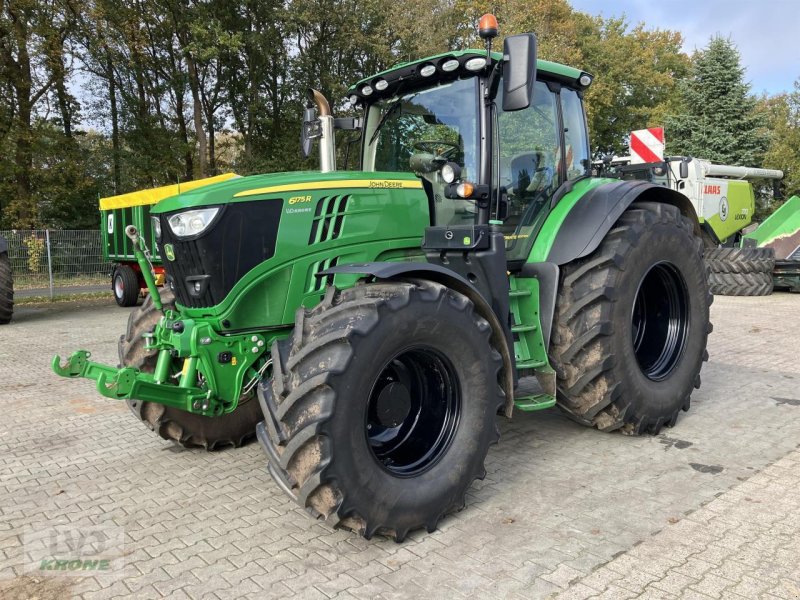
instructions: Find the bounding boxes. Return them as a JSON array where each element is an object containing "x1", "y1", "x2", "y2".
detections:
[{"x1": 629, "y1": 127, "x2": 665, "y2": 164}]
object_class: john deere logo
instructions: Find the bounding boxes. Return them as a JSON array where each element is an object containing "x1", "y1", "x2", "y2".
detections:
[{"x1": 164, "y1": 244, "x2": 175, "y2": 261}]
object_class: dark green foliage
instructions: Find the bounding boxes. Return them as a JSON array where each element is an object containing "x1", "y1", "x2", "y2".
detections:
[
  {"x1": 666, "y1": 37, "x2": 769, "y2": 166},
  {"x1": 0, "y1": 2, "x2": 791, "y2": 228}
]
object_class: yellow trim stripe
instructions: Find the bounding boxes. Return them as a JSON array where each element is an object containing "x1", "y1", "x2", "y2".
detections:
[
  {"x1": 234, "y1": 178, "x2": 423, "y2": 198},
  {"x1": 99, "y1": 173, "x2": 239, "y2": 211}
]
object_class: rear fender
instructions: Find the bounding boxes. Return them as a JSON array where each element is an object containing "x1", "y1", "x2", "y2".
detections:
[
  {"x1": 546, "y1": 180, "x2": 700, "y2": 265},
  {"x1": 319, "y1": 262, "x2": 516, "y2": 416},
  {"x1": 536, "y1": 180, "x2": 701, "y2": 353}
]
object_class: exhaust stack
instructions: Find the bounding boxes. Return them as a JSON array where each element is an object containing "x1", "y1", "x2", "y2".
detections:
[{"x1": 309, "y1": 89, "x2": 336, "y2": 172}]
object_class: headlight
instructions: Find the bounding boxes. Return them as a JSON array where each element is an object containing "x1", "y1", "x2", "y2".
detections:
[
  {"x1": 167, "y1": 207, "x2": 220, "y2": 238},
  {"x1": 441, "y1": 59, "x2": 460, "y2": 72},
  {"x1": 151, "y1": 216, "x2": 162, "y2": 240},
  {"x1": 465, "y1": 57, "x2": 487, "y2": 71},
  {"x1": 419, "y1": 64, "x2": 436, "y2": 77},
  {"x1": 441, "y1": 162, "x2": 461, "y2": 184}
]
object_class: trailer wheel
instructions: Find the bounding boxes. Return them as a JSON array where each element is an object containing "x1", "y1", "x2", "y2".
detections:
[
  {"x1": 113, "y1": 265, "x2": 141, "y2": 307},
  {"x1": 119, "y1": 288, "x2": 262, "y2": 450},
  {"x1": 551, "y1": 202, "x2": 711, "y2": 434},
  {"x1": 0, "y1": 251, "x2": 13, "y2": 324},
  {"x1": 258, "y1": 280, "x2": 504, "y2": 541},
  {"x1": 706, "y1": 247, "x2": 774, "y2": 296}
]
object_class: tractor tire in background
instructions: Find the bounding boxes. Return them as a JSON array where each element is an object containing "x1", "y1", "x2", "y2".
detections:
[
  {"x1": 705, "y1": 247, "x2": 774, "y2": 296},
  {"x1": 119, "y1": 288, "x2": 262, "y2": 449},
  {"x1": 258, "y1": 280, "x2": 504, "y2": 541},
  {"x1": 550, "y1": 202, "x2": 711, "y2": 435},
  {"x1": 0, "y1": 251, "x2": 13, "y2": 324},
  {"x1": 113, "y1": 265, "x2": 141, "y2": 307}
]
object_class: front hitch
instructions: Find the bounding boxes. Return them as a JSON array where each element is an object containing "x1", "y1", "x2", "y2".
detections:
[
  {"x1": 52, "y1": 351, "x2": 219, "y2": 415},
  {"x1": 53, "y1": 226, "x2": 275, "y2": 415},
  {"x1": 53, "y1": 312, "x2": 274, "y2": 416}
]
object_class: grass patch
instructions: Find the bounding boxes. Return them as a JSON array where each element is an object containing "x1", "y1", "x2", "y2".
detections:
[{"x1": 16, "y1": 291, "x2": 112, "y2": 305}]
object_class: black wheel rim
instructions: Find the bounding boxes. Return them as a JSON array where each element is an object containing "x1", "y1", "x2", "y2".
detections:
[
  {"x1": 366, "y1": 346, "x2": 461, "y2": 477},
  {"x1": 631, "y1": 262, "x2": 690, "y2": 381}
]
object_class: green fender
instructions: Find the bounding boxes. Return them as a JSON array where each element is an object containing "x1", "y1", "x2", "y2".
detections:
[{"x1": 527, "y1": 178, "x2": 701, "y2": 351}]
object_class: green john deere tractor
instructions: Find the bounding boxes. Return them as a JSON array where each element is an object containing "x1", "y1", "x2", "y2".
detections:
[{"x1": 54, "y1": 18, "x2": 711, "y2": 540}]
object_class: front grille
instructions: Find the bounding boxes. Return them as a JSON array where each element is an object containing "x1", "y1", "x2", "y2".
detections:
[{"x1": 158, "y1": 200, "x2": 283, "y2": 308}]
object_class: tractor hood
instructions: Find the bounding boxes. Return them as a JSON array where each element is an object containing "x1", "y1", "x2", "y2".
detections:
[
  {"x1": 150, "y1": 169, "x2": 427, "y2": 311},
  {"x1": 152, "y1": 170, "x2": 422, "y2": 214}
]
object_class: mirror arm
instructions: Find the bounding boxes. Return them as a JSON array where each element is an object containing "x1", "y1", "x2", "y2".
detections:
[
  {"x1": 486, "y1": 60, "x2": 503, "y2": 101},
  {"x1": 333, "y1": 117, "x2": 362, "y2": 130}
]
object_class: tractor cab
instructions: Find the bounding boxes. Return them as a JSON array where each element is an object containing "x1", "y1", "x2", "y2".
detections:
[{"x1": 311, "y1": 35, "x2": 594, "y2": 264}]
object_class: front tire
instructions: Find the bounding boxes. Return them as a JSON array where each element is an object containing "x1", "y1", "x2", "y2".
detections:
[
  {"x1": 119, "y1": 288, "x2": 262, "y2": 449},
  {"x1": 550, "y1": 202, "x2": 711, "y2": 434},
  {"x1": 258, "y1": 280, "x2": 504, "y2": 541}
]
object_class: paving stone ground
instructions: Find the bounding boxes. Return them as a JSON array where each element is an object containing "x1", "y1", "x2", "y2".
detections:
[{"x1": 1, "y1": 293, "x2": 799, "y2": 599}]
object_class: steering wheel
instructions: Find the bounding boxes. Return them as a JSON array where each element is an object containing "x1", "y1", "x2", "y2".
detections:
[{"x1": 412, "y1": 140, "x2": 460, "y2": 160}]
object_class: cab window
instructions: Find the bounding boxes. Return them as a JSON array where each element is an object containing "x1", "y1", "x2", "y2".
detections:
[
  {"x1": 560, "y1": 89, "x2": 591, "y2": 180},
  {"x1": 496, "y1": 81, "x2": 561, "y2": 261},
  {"x1": 363, "y1": 78, "x2": 480, "y2": 226}
]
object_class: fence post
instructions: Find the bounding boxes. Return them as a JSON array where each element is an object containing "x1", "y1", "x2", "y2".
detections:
[{"x1": 45, "y1": 229, "x2": 54, "y2": 300}]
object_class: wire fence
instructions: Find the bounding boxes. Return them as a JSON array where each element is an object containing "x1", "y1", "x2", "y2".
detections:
[{"x1": 1, "y1": 230, "x2": 112, "y2": 298}]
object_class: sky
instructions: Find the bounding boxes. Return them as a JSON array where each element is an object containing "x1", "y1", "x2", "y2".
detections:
[{"x1": 569, "y1": 0, "x2": 800, "y2": 96}]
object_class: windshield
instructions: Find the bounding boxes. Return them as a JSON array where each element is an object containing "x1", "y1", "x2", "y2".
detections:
[{"x1": 362, "y1": 78, "x2": 480, "y2": 225}]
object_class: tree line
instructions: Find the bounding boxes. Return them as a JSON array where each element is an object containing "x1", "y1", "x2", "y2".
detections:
[{"x1": 1, "y1": 0, "x2": 798, "y2": 229}]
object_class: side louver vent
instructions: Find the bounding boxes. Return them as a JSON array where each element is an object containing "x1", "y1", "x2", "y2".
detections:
[
  {"x1": 308, "y1": 195, "x2": 350, "y2": 245},
  {"x1": 307, "y1": 256, "x2": 339, "y2": 293}
]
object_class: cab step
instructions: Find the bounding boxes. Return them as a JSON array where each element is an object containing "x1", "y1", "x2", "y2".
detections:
[
  {"x1": 515, "y1": 358, "x2": 548, "y2": 369},
  {"x1": 508, "y1": 288, "x2": 532, "y2": 298},
  {"x1": 514, "y1": 394, "x2": 556, "y2": 412}
]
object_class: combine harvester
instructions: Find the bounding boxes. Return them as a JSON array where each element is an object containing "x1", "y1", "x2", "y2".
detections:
[{"x1": 596, "y1": 127, "x2": 785, "y2": 295}]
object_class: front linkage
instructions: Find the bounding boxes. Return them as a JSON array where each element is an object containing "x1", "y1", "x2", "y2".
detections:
[{"x1": 52, "y1": 225, "x2": 269, "y2": 417}]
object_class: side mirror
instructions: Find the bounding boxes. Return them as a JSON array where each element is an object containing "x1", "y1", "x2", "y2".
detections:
[
  {"x1": 502, "y1": 34, "x2": 537, "y2": 112},
  {"x1": 679, "y1": 159, "x2": 689, "y2": 179},
  {"x1": 300, "y1": 106, "x2": 318, "y2": 158}
]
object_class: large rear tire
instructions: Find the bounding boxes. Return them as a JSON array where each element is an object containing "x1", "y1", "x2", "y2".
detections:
[
  {"x1": 258, "y1": 280, "x2": 504, "y2": 541},
  {"x1": 550, "y1": 202, "x2": 711, "y2": 434},
  {"x1": 119, "y1": 288, "x2": 262, "y2": 449},
  {"x1": 0, "y1": 251, "x2": 13, "y2": 325},
  {"x1": 706, "y1": 247, "x2": 774, "y2": 296}
]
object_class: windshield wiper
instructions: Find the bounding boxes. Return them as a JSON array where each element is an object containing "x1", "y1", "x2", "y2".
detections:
[{"x1": 369, "y1": 98, "x2": 403, "y2": 145}]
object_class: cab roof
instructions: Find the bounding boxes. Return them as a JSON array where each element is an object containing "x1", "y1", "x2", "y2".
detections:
[{"x1": 348, "y1": 49, "x2": 590, "y2": 102}]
